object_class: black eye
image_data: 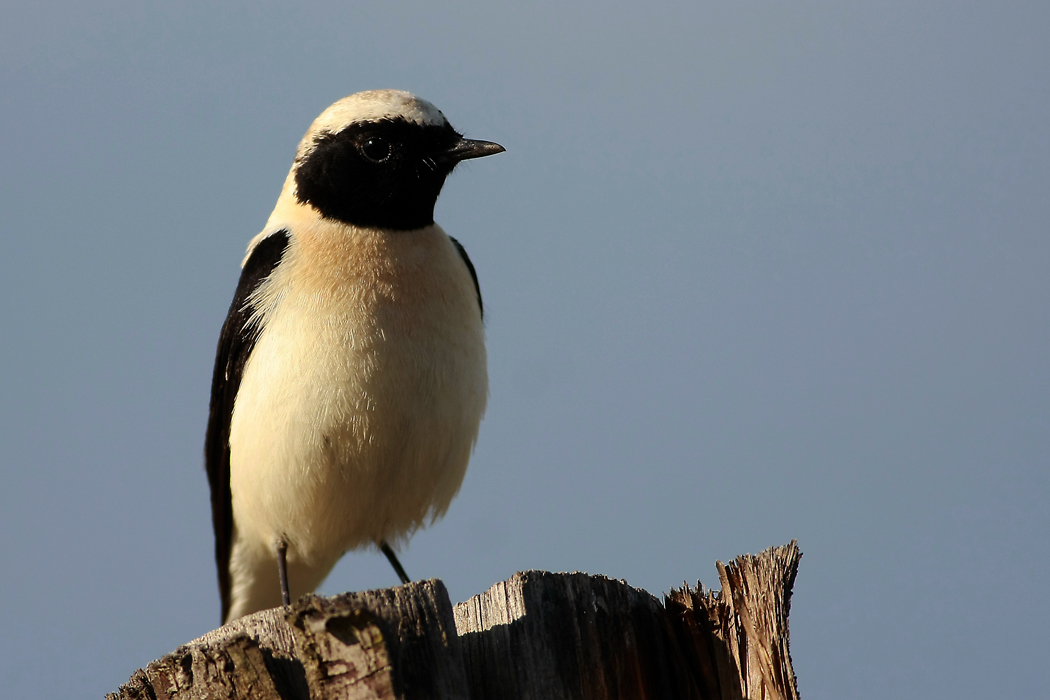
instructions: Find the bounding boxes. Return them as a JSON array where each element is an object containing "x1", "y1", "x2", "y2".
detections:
[{"x1": 360, "y1": 137, "x2": 392, "y2": 163}]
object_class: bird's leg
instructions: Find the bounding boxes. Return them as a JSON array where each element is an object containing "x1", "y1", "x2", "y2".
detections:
[
  {"x1": 380, "y1": 540, "x2": 411, "y2": 584},
  {"x1": 275, "y1": 538, "x2": 291, "y2": 606}
]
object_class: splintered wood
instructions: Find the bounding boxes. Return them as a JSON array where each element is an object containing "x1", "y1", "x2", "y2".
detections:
[
  {"x1": 666, "y1": 541, "x2": 802, "y2": 700},
  {"x1": 108, "y1": 542, "x2": 801, "y2": 700}
]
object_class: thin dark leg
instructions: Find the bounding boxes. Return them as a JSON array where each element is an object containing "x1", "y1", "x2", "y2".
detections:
[
  {"x1": 276, "y1": 538, "x2": 291, "y2": 606},
  {"x1": 380, "y1": 540, "x2": 410, "y2": 584}
]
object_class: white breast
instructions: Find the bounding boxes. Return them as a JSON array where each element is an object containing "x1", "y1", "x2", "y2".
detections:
[{"x1": 227, "y1": 222, "x2": 487, "y2": 571}]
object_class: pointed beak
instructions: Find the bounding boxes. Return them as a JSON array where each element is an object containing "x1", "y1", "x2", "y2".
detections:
[{"x1": 437, "y1": 138, "x2": 506, "y2": 164}]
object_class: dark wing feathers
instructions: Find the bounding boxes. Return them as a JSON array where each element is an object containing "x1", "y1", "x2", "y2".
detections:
[
  {"x1": 203, "y1": 230, "x2": 289, "y2": 621},
  {"x1": 448, "y1": 236, "x2": 482, "y2": 319}
]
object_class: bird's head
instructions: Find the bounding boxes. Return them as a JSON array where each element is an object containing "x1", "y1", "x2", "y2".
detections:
[{"x1": 289, "y1": 90, "x2": 504, "y2": 231}]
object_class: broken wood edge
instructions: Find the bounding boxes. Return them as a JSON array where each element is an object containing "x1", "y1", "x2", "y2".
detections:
[
  {"x1": 666, "y1": 540, "x2": 801, "y2": 700},
  {"x1": 108, "y1": 542, "x2": 802, "y2": 700}
]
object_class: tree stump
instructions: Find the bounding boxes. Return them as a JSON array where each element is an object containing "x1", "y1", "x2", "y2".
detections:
[{"x1": 108, "y1": 541, "x2": 801, "y2": 699}]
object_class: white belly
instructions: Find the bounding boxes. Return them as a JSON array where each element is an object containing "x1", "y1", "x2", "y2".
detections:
[{"x1": 227, "y1": 224, "x2": 487, "y2": 571}]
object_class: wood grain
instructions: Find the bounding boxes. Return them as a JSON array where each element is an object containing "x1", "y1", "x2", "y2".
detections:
[{"x1": 109, "y1": 543, "x2": 802, "y2": 700}]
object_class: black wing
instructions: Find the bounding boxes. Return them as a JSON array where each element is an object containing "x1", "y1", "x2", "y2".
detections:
[
  {"x1": 204, "y1": 230, "x2": 289, "y2": 621},
  {"x1": 449, "y1": 236, "x2": 482, "y2": 319}
]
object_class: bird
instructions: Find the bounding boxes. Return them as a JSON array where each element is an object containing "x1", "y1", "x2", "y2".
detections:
[{"x1": 204, "y1": 89, "x2": 503, "y2": 623}]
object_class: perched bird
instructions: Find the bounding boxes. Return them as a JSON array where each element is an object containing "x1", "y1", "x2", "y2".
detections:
[{"x1": 204, "y1": 90, "x2": 503, "y2": 623}]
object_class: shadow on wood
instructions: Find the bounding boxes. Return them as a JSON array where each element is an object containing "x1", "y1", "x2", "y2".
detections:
[{"x1": 108, "y1": 541, "x2": 801, "y2": 699}]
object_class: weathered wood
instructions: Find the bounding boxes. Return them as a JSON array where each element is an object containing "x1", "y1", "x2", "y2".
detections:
[
  {"x1": 290, "y1": 583, "x2": 469, "y2": 699},
  {"x1": 109, "y1": 543, "x2": 801, "y2": 700},
  {"x1": 107, "y1": 579, "x2": 465, "y2": 700},
  {"x1": 666, "y1": 540, "x2": 801, "y2": 700},
  {"x1": 454, "y1": 571, "x2": 700, "y2": 699}
]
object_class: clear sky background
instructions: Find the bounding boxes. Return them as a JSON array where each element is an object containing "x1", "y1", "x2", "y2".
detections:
[{"x1": 2, "y1": 2, "x2": 1047, "y2": 697}]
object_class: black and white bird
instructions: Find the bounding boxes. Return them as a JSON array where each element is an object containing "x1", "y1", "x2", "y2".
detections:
[{"x1": 204, "y1": 89, "x2": 503, "y2": 623}]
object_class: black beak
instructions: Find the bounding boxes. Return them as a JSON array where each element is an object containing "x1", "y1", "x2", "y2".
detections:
[{"x1": 437, "y1": 138, "x2": 506, "y2": 164}]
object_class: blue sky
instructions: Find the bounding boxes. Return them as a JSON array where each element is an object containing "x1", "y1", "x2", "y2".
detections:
[{"x1": 2, "y1": 2, "x2": 1047, "y2": 697}]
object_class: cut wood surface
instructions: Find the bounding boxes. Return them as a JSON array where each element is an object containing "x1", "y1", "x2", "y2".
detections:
[{"x1": 108, "y1": 541, "x2": 801, "y2": 700}]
